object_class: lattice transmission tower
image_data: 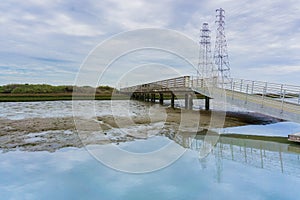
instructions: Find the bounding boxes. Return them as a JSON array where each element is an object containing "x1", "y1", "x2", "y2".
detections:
[
  {"x1": 197, "y1": 23, "x2": 217, "y2": 79},
  {"x1": 214, "y1": 8, "x2": 231, "y2": 83}
]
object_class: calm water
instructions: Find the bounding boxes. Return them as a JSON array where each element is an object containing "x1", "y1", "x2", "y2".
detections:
[
  {"x1": 1, "y1": 101, "x2": 300, "y2": 199},
  {"x1": 0, "y1": 99, "x2": 247, "y2": 120}
]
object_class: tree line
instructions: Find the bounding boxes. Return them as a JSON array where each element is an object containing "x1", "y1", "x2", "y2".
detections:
[{"x1": 0, "y1": 84, "x2": 115, "y2": 94}]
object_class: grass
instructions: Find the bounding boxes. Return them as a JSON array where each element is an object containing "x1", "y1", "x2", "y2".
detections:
[
  {"x1": 0, "y1": 84, "x2": 131, "y2": 102},
  {"x1": 0, "y1": 93, "x2": 128, "y2": 102}
]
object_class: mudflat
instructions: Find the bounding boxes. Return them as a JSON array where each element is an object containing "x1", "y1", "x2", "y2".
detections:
[{"x1": 0, "y1": 108, "x2": 282, "y2": 152}]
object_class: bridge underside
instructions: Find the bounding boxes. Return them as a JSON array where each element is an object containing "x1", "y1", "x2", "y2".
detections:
[{"x1": 127, "y1": 89, "x2": 210, "y2": 110}]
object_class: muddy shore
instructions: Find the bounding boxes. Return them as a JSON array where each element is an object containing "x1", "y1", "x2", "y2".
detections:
[{"x1": 0, "y1": 108, "x2": 283, "y2": 152}]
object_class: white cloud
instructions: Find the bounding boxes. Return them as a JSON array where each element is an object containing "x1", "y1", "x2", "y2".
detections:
[
  {"x1": 44, "y1": 13, "x2": 104, "y2": 37},
  {"x1": 250, "y1": 65, "x2": 300, "y2": 75},
  {"x1": 96, "y1": 0, "x2": 172, "y2": 29},
  {"x1": 0, "y1": 0, "x2": 300, "y2": 85}
]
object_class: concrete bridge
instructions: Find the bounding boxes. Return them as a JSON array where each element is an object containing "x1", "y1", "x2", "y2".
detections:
[{"x1": 120, "y1": 76, "x2": 300, "y2": 124}]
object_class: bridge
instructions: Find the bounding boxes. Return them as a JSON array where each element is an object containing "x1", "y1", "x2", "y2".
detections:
[
  {"x1": 120, "y1": 76, "x2": 300, "y2": 124},
  {"x1": 120, "y1": 8, "x2": 300, "y2": 141}
]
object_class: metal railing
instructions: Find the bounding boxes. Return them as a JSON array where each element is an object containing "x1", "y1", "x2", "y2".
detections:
[
  {"x1": 121, "y1": 76, "x2": 300, "y2": 107},
  {"x1": 224, "y1": 78, "x2": 300, "y2": 106},
  {"x1": 120, "y1": 76, "x2": 191, "y2": 93}
]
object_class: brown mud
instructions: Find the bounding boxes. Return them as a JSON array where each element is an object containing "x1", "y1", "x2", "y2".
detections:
[{"x1": 0, "y1": 108, "x2": 283, "y2": 152}]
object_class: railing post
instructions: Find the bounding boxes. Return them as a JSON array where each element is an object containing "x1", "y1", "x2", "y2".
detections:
[
  {"x1": 240, "y1": 79, "x2": 243, "y2": 92},
  {"x1": 251, "y1": 81, "x2": 254, "y2": 94},
  {"x1": 261, "y1": 86, "x2": 266, "y2": 108},
  {"x1": 232, "y1": 81, "x2": 235, "y2": 100},
  {"x1": 281, "y1": 89, "x2": 286, "y2": 113},
  {"x1": 265, "y1": 82, "x2": 268, "y2": 95},
  {"x1": 280, "y1": 84, "x2": 283, "y2": 98},
  {"x1": 298, "y1": 92, "x2": 300, "y2": 104},
  {"x1": 245, "y1": 84, "x2": 249, "y2": 104}
]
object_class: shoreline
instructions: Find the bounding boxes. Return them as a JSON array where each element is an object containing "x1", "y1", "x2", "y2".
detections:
[
  {"x1": 0, "y1": 93, "x2": 128, "y2": 102},
  {"x1": 0, "y1": 107, "x2": 288, "y2": 152}
]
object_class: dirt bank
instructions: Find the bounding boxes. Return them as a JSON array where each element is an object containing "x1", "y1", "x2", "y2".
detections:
[{"x1": 0, "y1": 108, "x2": 282, "y2": 152}]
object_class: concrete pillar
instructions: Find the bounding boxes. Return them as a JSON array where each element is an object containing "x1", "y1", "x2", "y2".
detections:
[
  {"x1": 141, "y1": 93, "x2": 144, "y2": 101},
  {"x1": 150, "y1": 94, "x2": 154, "y2": 102},
  {"x1": 185, "y1": 93, "x2": 188, "y2": 109},
  {"x1": 171, "y1": 93, "x2": 175, "y2": 108},
  {"x1": 159, "y1": 93, "x2": 164, "y2": 105},
  {"x1": 205, "y1": 96, "x2": 210, "y2": 110},
  {"x1": 143, "y1": 93, "x2": 146, "y2": 101},
  {"x1": 188, "y1": 93, "x2": 193, "y2": 110}
]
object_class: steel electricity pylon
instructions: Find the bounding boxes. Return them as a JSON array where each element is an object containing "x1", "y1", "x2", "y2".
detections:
[
  {"x1": 214, "y1": 8, "x2": 231, "y2": 83},
  {"x1": 197, "y1": 23, "x2": 217, "y2": 79}
]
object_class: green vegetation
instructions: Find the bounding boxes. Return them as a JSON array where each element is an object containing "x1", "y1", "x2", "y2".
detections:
[
  {"x1": 0, "y1": 84, "x2": 126, "y2": 102},
  {"x1": 0, "y1": 84, "x2": 71, "y2": 94}
]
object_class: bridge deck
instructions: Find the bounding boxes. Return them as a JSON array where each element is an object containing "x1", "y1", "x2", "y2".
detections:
[{"x1": 120, "y1": 76, "x2": 300, "y2": 123}]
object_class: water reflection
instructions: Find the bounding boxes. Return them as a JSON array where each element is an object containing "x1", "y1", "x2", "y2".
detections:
[
  {"x1": 168, "y1": 131, "x2": 300, "y2": 179},
  {"x1": 1, "y1": 135, "x2": 300, "y2": 199}
]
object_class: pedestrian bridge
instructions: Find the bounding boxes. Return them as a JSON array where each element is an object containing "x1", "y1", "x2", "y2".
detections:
[{"x1": 120, "y1": 76, "x2": 300, "y2": 123}]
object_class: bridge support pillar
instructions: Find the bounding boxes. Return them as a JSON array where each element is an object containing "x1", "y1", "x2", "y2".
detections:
[
  {"x1": 151, "y1": 94, "x2": 156, "y2": 103},
  {"x1": 159, "y1": 93, "x2": 164, "y2": 105},
  {"x1": 139, "y1": 93, "x2": 143, "y2": 101},
  {"x1": 188, "y1": 93, "x2": 193, "y2": 110},
  {"x1": 185, "y1": 94, "x2": 188, "y2": 109},
  {"x1": 140, "y1": 94, "x2": 144, "y2": 101},
  {"x1": 146, "y1": 94, "x2": 150, "y2": 102},
  {"x1": 131, "y1": 94, "x2": 135, "y2": 100},
  {"x1": 171, "y1": 93, "x2": 175, "y2": 108},
  {"x1": 185, "y1": 93, "x2": 193, "y2": 110},
  {"x1": 205, "y1": 96, "x2": 210, "y2": 110}
]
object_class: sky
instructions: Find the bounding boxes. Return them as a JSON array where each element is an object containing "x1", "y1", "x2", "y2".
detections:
[{"x1": 0, "y1": 0, "x2": 300, "y2": 86}]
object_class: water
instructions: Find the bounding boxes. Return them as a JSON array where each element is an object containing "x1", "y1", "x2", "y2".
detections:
[
  {"x1": 0, "y1": 100, "x2": 175, "y2": 120},
  {"x1": 1, "y1": 139, "x2": 300, "y2": 200},
  {"x1": 220, "y1": 122, "x2": 300, "y2": 137},
  {"x1": 0, "y1": 99, "x2": 248, "y2": 120},
  {"x1": 0, "y1": 101, "x2": 300, "y2": 199}
]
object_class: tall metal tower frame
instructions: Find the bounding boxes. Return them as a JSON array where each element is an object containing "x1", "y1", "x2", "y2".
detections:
[
  {"x1": 214, "y1": 8, "x2": 231, "y2": 83},
  {"x1": 197, "y1": 23, "x2": 216, "y2": 79}
]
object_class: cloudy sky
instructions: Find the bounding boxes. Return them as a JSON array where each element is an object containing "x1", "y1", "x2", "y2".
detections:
[{"x1": 1, "y1": 0, "x2": 300, "y2": 86}]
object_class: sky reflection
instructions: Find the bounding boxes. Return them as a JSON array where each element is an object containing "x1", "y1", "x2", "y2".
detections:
[{"x1": 1, "y1": 137, "x2": 300, "y2": 200}]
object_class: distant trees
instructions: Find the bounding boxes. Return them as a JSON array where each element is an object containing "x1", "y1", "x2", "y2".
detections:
[{"x1": 0, "y1": 84, "x2": 115, "y2": 94}]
